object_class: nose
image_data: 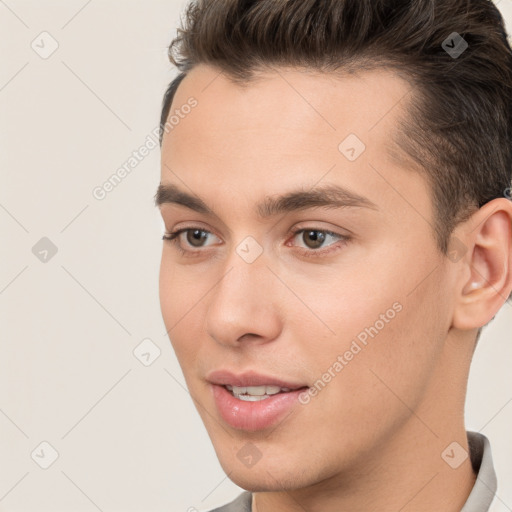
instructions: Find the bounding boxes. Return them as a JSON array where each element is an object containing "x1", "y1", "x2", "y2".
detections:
[{"x1": 205, "y1": 249, "x2": 283, "y2": 348}]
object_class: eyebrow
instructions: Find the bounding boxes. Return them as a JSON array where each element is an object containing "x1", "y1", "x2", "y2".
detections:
[{"x1": 154, "y1": 182, "x2": 378, "y2": 218}]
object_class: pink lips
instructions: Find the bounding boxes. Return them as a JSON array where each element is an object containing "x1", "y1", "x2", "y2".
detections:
[
  {"x1": 207, "y1": 369, "x2": 306, "y2": 389},
  {"x1": 207, "y1": 370, "x2": 309, "y2": 431}
]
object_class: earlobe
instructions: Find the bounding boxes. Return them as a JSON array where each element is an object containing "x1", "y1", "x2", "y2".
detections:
[{"x1": 452, "y1": 198, "x2": 512, "y2": 331}]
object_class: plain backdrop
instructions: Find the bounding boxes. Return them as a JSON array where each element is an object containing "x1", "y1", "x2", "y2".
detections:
[{"x1": 1, "y1": 0, "x2": 511, "y2": 510}]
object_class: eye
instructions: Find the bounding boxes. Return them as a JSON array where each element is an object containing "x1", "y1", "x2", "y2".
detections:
[
  {"x1": 288, "y1": 228, "x2": 350, "y2": 257},
  {"x1": 162, "y1": 228, "x2": 220, "y2": 252},
  {"x1": 162, "y1": 226, "x2": 350, "y2": 258}
]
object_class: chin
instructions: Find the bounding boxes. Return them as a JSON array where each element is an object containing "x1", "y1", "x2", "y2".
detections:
[
  {"x1": 217, "y1": 456, "x2": 318, "y2": 492},
  {"x1": 228, "y1": 472, "x2": 301, "y2": 493}
]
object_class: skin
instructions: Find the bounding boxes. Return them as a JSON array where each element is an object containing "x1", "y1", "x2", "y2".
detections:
[{"x1": 157, "y1": 64, "x2": 512, "y2": 512}]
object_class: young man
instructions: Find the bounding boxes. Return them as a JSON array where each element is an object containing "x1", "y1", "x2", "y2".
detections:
[{"x1": 155, "y1": 1, "x2": 512, "y2": 510}]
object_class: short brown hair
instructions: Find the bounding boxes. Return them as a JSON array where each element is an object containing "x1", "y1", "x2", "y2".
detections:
[{"x1": 160, "y1": 0, "x2": 512, "y2": 257}]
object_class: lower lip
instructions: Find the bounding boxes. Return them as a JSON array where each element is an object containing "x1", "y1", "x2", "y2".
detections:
[{"x1": 211, "y1": 384, "x2": 307, "y2": 431}]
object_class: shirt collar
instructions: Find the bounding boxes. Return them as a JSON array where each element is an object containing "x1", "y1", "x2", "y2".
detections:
[{"x1": 460, "y1": 431, "x2": 497, "y2": 512}]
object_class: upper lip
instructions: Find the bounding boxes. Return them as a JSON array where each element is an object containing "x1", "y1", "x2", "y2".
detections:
[{"x1": 207, "y1": 369, "x2": 308, "y2": 389}]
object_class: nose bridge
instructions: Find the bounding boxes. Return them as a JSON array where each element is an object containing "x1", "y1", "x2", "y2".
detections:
[
  {"x1": 205, "y1": 239, "x2": 282, "y2": 345},
  {"x1": 215, "y1": 234, "x2": 271, "y2": 302}
]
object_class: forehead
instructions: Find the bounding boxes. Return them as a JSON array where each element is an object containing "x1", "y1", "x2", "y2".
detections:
[
  {"x1": 161, "y1": 64, "x2": 415, "y2": 173},
  {"x1": 159, "y1": 64, "x2": 428, "y2": 224}
]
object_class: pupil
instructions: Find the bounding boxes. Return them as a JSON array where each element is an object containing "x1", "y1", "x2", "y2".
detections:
[
  {"x1": 304, "y1": 230, "x2": 325, "y2": 249},
  {"x1": 187, "y1": 229, "x2": 207, "y2": 247}
]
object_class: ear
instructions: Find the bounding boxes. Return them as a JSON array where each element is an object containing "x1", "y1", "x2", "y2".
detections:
[{"x1": 451, "y1": 197, "x2": 512, "y2": 330}]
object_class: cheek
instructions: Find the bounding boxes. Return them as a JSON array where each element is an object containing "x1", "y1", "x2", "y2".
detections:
[
  {"x1": 276, "y1": 257, "x2": 405, "y2": 356},
  {"x1": 158, "y1": 257, "x2": 204, "y2": 362},
  {"x1": 159, "y1": 253, "x2": 208, "y2": 321},
  {"x1": 285, "y1": 243, "x2": 447, "y2": 417},
  {"x1": 158, "y1": 257, "x2": 178, "y2": 327}
]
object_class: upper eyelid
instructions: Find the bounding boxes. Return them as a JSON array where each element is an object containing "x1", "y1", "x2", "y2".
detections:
[
  {"x1": 176, "y1": 227, "x2": 222, "y2": 240},
  {"x1": 160, "y1": 207, "x2": 358, "y2": 235},
  {"x1": 168, "y1": 225, "x2": 342, "y2": 236},
  {"x1": 167, "y1": 218, "x2": 351, "y2": 236}
]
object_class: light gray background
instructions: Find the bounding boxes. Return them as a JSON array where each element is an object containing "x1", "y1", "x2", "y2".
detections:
[{"x1": 1, "y1": 1, "x2": 511, "y2": 510}]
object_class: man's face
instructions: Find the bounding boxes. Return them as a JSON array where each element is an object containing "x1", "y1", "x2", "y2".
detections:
[{"x1": 158, "y1": 64, "x2": 457, "y2": 490}]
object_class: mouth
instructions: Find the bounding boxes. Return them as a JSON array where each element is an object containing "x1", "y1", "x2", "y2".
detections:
[
  {"x1": 223, "y1": 384, "x2": 307, "y2": 401},
  {"x1": 207, "y1": 370, "x2": 310, "y2": 430},
  {"x1": 206, "y1": 368, "x2": 308, "y2": 389}
]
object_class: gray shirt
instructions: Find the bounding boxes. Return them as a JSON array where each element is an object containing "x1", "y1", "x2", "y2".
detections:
[{"x1": 209, "y1": 431, "x2": 498, "y2": 512}]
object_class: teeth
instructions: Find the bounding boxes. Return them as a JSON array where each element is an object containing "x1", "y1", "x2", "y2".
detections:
[
  {"x1": 265, "y1": 385, "x2": 282, "y2": 395},
  {"x1": 226, "y1": 384, "x2": 293, "y2": 400},
  {"x1": 238, "y1": 394, "x2": 270, "y2": 402},
  {"x1": 247, "y1": 386, "x2": 266, "y2": 395}
]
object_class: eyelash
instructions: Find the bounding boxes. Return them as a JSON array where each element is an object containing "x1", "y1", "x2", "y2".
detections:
[{"x1": 162, "y1": 227, "x2": 350, "y2": 259}]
